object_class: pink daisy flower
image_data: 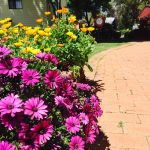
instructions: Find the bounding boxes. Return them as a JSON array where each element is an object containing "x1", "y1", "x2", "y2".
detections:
[
  {"x1": 0, "y1": 141, "x2": 15, "y2": 150},
  {"x1": 31, "y1": 120, "x2": 53, "y2": 144},
  {"x1": 54, "y1": 96, "x2": 65, "y2": 106},
  {"x1": 86, "y1": 130, "x2": 96, "y2": 144},
  {"x1": 1, "y1": 112, "x2": 23, "y2": 130},
  {"x1": 69, "y1": 136, "x2": 85, "y2": 150},
  {"x1": 0, "y1": 46, "x2": 12, "y2": 58},
  {"x1": 44, "y1": 53, "x2": 58, "y2": 65},
  {"x1": 36, "y1": 52, "x2": 46, "y2": 60},
  {"x1": 0, "y1": 57, "x2": 27, "y2": 77},
  {"x1": 65, "y1": 116, "x2": 80, "y2": 134},
  {"x1": 79, "y1": 113, "x2": 89, "y2": 125},
  {"x1": 44, "y1": 70, "x2": 63, "y2": 89},
  {"x1": 22, "y1": 69, "x2": 40, "y2": 86},
  {"x1": 0, "y1": 93, "x2": 23, "y2": 117},
  {"x1": 24, "y1": 97, "x2": 48, "y2": 120},
  {"x1": 76, "y1": 83, "x2": 91, "y2": 91}
]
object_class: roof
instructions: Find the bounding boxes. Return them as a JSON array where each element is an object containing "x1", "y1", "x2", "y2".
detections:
[
  {"x1": 139, "y1": 5, "x2": 150, "y2": 19},
  {"x1": 105, "y1": 17, "x2": 115, "y2": 24}
]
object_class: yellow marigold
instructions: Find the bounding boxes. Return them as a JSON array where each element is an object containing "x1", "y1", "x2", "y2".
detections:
[
  {"x1": 34, "y1": 35, "x2": 39, "y2": 40},
  {"x1": 26, "y1": 29, "x2": 35, "y2": 35},
  {"x1": 44, "y1": 11, "x2": 51, "y2": 15},
  {"x1": 56, "y1": 9, "x2": 62, "y2": 14},
  {"x1": 44, "y1": 48, "x2": 51, "y2": 52},
  {"x1": 14, "y1": 42, "x2": 23, "y2": 47},
  {"x1": 80, "y1": 27, "x2": 87, "y2": 32},
  {"x1": 66, "y1": 31, "x2": 74, "y2": 36},
  {"x1": 87, "y1": 27, "x2": 95, "y2": 32},
  {"x1": 13, "y1": 28, "x2": 19, "y2": 34},
  {"x1": 44, "y1": 27, "x2": 51, "y2": 33},
  {"x1": 38, "y1": 30, "x2": 46, "y2": 36},
  {"x1": 68, "y1": 15, "x2": 76, "y2": 23},
  {"x1": 5, "y1": 18, "x2": 11, "y2": 22},
  {"x1": 62, "y1": 7, "x2": 69, "y2": 14},
  {"x1": 0, "y1": 29, "x2": 4, "y2": 35},
  {"x1": 57, "y1": 43, "x2": 64, "y2": 47},
  {"x1": 70, "y1": 34, "x2": 77, "y2": 40},
  {"x1": 0, "y1": 20, "x2": 6, "y2": 25},
  {"x1": 30, "y1": 48, "x2": 41, "y2": 54},
  {"x1": 22, "y1": 47, "x2": 31, "y2": 53},
  {"x1": 45, "y1": 32, "x2": 52, "y2": 37},
  {"x1": 17, "y1": 23, "x2": 23, "y2": 27},
  {"x1": 36, "y1": 18, "x2": 43, "y2": 23},
  {"x1": 1, "y1": 22, "x2": 12, "y2": 29}
]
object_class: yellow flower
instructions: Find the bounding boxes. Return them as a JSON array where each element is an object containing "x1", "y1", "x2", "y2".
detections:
[
  {"x1": 70, "y1": 34, "x2": 77, "y2": 40},
  {"x1": 1, "y1": 22, "x2": 12, "y2": 29},
  {"x1": 14, "y1": 42, "x2": 23, "y2": 47},
  {"x1": 44, "y1": 48, "x2": 51, "y2": 52},
  {"x1": 57, "y1": 43, "x2": 64, "y2": 47},
  {"x1": 0, "y1": 29, "x2": 4, "y2": 35},
  {"x1": 44, "y1": 11, "x2": 51, "y2": 15},
  {"x1": 13, "y1": 28, "x2": 19, "y2": 34},
  {"x1": 26, "y1": 29, "x2": 35, "y2": 35},
  {"x1": 80, "y1": 27, "x2": 87, "y2": 32},
  {"x1": 0, "y1": 20, "x2": 6, "y2": 25},
  {"x1": 66, "y1": 31, "x2": 74, "y2": 36},
  {"x1": 30, "y1": 48, "x2": 41, "y2": 54},
  {"x1": 44, "y1": 27, "x2": 51, "y2": 33},
  {"x1": 62, "y1": 7, "x2": 69, "y2": 14},
  {"x1": 68, "y1": 15, "x2": 76, "y2": 23},
  {"x1": 56, "y1": 9, "x2": 62, "y2": 14},
  {"x1": 38, "y1": 30, "x2": 46, "y2": 36},
  {"x1": 5, "y1": 18, "x2": 11, "y2": 22},
  {"x1": 87, "y1": 27, "x2": 95, "y2": 32},
  {"x1": 22, "y1": 47, "x2": 31, "y2": 53},
  {"x1": 45, "y1": 32, "x2": 52, "y2": 37},
  {"x1": 34, "y1": 35, "x2": 39, "y2": 40},
  {"x1": 17, "y1": 23, "x2": 23, "y2": 27},
  {"x1": 36, "y1": 18, "x2": 43, "y2": 23}
]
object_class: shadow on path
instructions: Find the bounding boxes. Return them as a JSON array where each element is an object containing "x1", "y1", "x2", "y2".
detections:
[{"x1": 86, "y1": 131, "x2": 110, "y2": 150}]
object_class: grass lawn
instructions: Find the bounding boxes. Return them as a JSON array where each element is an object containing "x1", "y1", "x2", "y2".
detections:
[{"x1": 91, "y1": 42, "x2": 127, "y2": 56}]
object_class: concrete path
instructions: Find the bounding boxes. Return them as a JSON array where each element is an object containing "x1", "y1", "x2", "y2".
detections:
[{"x1": 85, "y1": 42, "x2": 150, "y2": 150}]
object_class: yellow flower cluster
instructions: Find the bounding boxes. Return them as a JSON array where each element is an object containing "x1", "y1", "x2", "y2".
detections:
[
  {"x1": 56, "y1": 7, "x2": 69, "y2": 14},
  {"x1": 22, "y1": 47, "x2": 41, "y2": 54},
  {"x1": 66, "y1": 31, "x2": 77, "y2": 40},
  {"x1": 80, "y1": 24, "x2": 95, "y2": 32},
  {"x1": 68, "y1": 15, "x2": 76, "y2": 23}
]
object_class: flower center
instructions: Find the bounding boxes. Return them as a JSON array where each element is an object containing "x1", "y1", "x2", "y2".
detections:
[
  {"x1": 8, "y1": 104, "x2": 14, "y2": 109},
  {"x1": 0, "y1": 52, "x2": 4, "y2": 55},
  {"x1": 32, "y1": 107, "x2": 38, "y2": 112},
  {"x1": 71, "y1": 123, "x2": 75, "y2": 127},
  {"x1": 74, "y1": 144, "x2": 78, "y2": 149},
  {"x1": 28, "y1": 75, "x2": 33, "y2": 80},
  {"x1": 39, "y1": 128, "x2": 45, "y2": 134}
]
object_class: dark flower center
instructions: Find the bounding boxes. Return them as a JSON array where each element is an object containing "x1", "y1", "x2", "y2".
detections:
[
  {"x1": 74, "y1": 144, "x2": 78, "y2": 149},
  {"x1": 28, "y1": 75, "x2": 33, "y2": 80},
  {"x1": 0, "y1": 52, "x2": 4, "y2": 55},
  {"x1": 8, "y1": 104, "x2": 14, "y2": 109},
  {"x1": 32, "y1": 107, "x2": 38, "y2": 112},
  {"x1": 71, "y1": 123, "x2": 75, "y2": 127},
  {"x1": 39, "y1": 128, "x2": 46, "y2": 134}
]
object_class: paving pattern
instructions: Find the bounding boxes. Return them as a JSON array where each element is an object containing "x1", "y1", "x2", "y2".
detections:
[{"x1": 85, "y1": 42, "x2": 150, "y2": 150}]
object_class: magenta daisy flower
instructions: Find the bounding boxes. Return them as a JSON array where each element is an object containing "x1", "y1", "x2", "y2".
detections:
[
  {"x1": 36, "y1": 52, "x2": 46, "y2": 60},
  {"x1": 79, "y1": 113, "x2": 89, "y2": 125},
  {"x1": 0, "y1": 141, "x2": 15, "y2": 150},
  {"x1": 54, "y1": 96, "x2": 65, "y2": 106},
  {"x1": 86, "y1": 130, "x2": 96, "y2": 144},
  {"x1": 1, "y1": 112, "x2": 23, "y2": 130},
  {"x1": 31, "y1": 120, "x2": 53, "y2": 144},
  {"x1": 24, "y1": 97, "x2": 48, "y2": 120},
  {"x1": 69, "y1": 136, "x2": 85, "y2": 150},
  {"x1": 0, "y1": 46, "x2": 12, "y2": 58},
  {"x1": 65, "y1": 116, "x2": 80, "y2": 134},
  {"x1": 0, "y1": 57, "x2": 27, "y2": 77},
  {"x1": 0, "y1": 93, "x2": 23, "y2": 117},
  {"x1": 22, "y1": 69, "x2": 40, "y2": 86},
  {"x1": 44, "y1": 53, "x2": 58, "y2": 65},
  {"x1": 44, "y1": 70, "x2": 63, "y2": 89},
  {"x1": 76, "y1": 83, "x2": 91, "y2": 91}
]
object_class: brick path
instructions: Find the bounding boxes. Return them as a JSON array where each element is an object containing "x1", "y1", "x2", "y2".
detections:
[{"x1": 85, "y1": 42, "x2": 150, "y2": 150}]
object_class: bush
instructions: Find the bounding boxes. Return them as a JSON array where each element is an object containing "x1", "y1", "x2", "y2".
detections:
[{"x1": 0, "y1": 9, "x2": 102, "y2": 149}]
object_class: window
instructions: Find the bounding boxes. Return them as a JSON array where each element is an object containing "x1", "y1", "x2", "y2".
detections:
[{"x1": 8, "y1": 0, "x2": 23, "y2": 9}]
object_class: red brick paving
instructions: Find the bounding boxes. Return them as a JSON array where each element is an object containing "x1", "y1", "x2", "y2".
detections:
[{"x1": 85, "y1": 42, "x2": 150, "y2": 150}]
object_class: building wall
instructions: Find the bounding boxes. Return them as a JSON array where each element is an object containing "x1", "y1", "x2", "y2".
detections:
[{"x1": 0, "y1": 0, "x2": 46, "y2": 26}]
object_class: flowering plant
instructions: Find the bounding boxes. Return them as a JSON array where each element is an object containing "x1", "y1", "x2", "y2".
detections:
[{"x1": 0, "y1": 45, "x2": 102, "y2": 149}]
